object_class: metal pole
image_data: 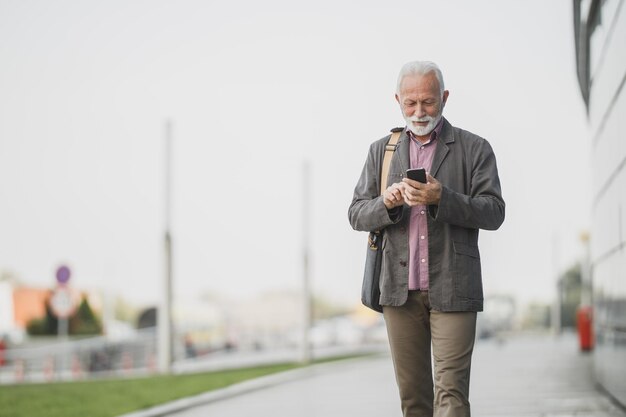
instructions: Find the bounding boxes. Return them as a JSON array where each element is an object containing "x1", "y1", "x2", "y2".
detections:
[
  {"x1": 158, "y1": 119, "x2": 174, "y2": 373},
  {"x1": 301, "y1": 160, "x2": 312, "y2": 364},
  {"x1": 58, "y1": 317, "x2": 68, "y2": 339},
  {"x1": 58, "y1": 317, "x2": 69, "y2": 376},
  {"x1": 580, "y1": 231, "x2": 591, "y2": 306},
  {"x1": 551, "y1": 233, "x2": 561, "y2": 335}
]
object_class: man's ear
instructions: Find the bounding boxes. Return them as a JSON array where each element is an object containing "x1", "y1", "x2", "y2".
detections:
[
  {"x1": 442, "y1": 90, "x2": 450, "y2": 107},
  {"x1": 395, "y1": 94, "x2": 400, "y2": 104}
]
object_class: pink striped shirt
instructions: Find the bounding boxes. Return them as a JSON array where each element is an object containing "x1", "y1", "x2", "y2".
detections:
[{"x1": 407, "y1": 119, "x2": 443, "y2": 291}]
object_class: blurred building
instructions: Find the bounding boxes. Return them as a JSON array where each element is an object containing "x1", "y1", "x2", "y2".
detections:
[
  {"x1": 0, "y1": 279, "x2": 102, "y2": 342},
  {"x1": 573, "y1": 0, "x2": 626, "y2": 406},
  {"x1": 136, "y1": 290, "x2": 305, "y2": 354},
  {"x1": 0, "y1": 281, "x2": 49, "y2": 342},
  {"x1": 228, "y1": 290, "x2": 303, "y2": 350}
]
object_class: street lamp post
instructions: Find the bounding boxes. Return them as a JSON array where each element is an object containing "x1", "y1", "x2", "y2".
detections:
[
  {"x1": 158, "y1": 120, "x2": 174, "y2": 374},
  {"x1": 301, "y1": 160, "x2": 312, "y2": 364},
  {"x1": 552, "y1": 233, "x2": 561, "y2": 335}
]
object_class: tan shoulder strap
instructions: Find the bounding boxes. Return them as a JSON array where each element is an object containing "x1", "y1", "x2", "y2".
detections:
[{"x1": 380, "y1": 131, "x2": 401, "y2": 195}]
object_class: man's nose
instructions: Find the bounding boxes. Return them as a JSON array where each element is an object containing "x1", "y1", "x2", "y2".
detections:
[{"x1": 415, "y1": 103, "x2": 426, "y2": 118}]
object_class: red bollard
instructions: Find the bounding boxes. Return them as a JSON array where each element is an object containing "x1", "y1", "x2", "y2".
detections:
[
  {"x1": 576, "y1": 305, "x2": 594, "y2": 352},
  {"x1": 146, "y1": 352, "x2": 156, "y2": 373},
  {"x1": 71, "y1": 355, "x2": 83, "y2": 379},
  {"x1": 122, "y1": 352, "x2": 133, "y2": 373},
  {"x1": 14, "y1": 359, "x2": 25, "y2": 383},
  {"x1": 0, "y1": 338, "x2": 6, "y2": 366},
  {"x1": 44, "y1": 357, "x2": 55, "y2": 381}
]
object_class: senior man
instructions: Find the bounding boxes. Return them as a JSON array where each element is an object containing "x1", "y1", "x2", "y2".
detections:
[{"x1": 348, "y1": 61, "x2": 505, "y2": 417}]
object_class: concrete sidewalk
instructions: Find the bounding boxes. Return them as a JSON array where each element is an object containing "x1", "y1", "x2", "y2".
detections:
[
  {"x1": 471, "y1": 332, "x2": 625, "y2": 416},
  {"x1": 119, "y1": 332, "x2": 626, "y2": 417}
]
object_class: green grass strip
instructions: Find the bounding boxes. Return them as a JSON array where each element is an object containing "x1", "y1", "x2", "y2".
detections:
[
  {"x1": 0, "y1": 362, "x2": 300, "y2": 417},
  {"x1": 1, "y1": 353, "x2": 372, "y2": 417}
]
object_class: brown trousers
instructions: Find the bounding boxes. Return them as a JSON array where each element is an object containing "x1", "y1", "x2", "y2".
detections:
[{"x1": 383, "y1": 291, "x2": 477, "y2": 417}]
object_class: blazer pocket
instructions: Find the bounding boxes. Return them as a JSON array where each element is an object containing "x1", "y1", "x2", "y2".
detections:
[
  {"x1": 453, "y1": 241, "x2": 480, "y2": 258},
  {"x1": 452, "y1": 241, "x2": 483, "y2": 300}
]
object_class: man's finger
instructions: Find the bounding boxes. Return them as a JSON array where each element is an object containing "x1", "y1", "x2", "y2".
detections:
[
  {"x1": 402, "y1": 178, "x2": 423, "y2": 188},
  {"x1": 426, "y1": 173, "x2": 438, "y2": 184},
  {"x1": 406, "y1": 186, "x2": 420, "y2": 198}
]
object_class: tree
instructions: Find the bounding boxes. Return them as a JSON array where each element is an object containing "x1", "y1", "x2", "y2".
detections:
[
  {"x1": 26, "y1": 295, "x2": 102, "y2": 336},
  {"x1": 69, "y1": 297, "x2": 103, "y2": 335},
  {"x1": 26, "y1": 301, "x2": 58, "y2": 335},
  {"x1": 559, "y1": 263, "x2": 582, "y2": 328}
]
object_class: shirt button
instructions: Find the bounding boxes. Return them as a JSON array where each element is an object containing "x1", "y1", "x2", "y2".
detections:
[
  {"x1": 420, "y1": 235, "x2": 425, "y2": 240},
  {"x1": 421, "y1": 258, "x2": 426, "y2": 263},
  {"x1": 420, "y1": 210, "x2": 425, "y2": 215}
]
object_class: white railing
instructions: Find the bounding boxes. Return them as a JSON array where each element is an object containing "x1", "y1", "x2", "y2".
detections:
[{"x1": 0, "y1": 328, "x2": 159, "y2": 384}]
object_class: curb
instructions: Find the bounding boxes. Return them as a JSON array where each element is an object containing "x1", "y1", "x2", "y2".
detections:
[{"x1": 116, "y1": 353, "x2": 386, "y2": 417}]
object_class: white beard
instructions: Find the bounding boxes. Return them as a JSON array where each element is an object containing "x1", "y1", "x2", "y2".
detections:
[{"x1": 405, "y1": 113, "x2": 442, "y2": 137}]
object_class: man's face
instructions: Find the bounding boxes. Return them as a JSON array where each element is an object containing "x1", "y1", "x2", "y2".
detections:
[{"x1": 395, "y1": 72, "x2": 449, "y2": 138}]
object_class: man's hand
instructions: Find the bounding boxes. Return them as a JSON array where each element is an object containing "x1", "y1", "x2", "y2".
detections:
[
  {"x1": 401, "y1": 174, "x2": 442, "y2": 206},
  {"x1": 383, "y1": 183, "x2": 405, "y2": 209}
]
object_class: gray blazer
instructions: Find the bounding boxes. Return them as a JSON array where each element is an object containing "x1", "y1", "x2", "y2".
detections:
[{"x1": 348, "y1": 118, "x2": 505, "y2": 312}]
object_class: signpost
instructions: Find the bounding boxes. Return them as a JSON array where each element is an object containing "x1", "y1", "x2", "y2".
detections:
[
  {"x1": 51, "y1": 266, "x2": 76, "y2": 339},
  {"x1": 51, "y1": 265, "x2": 77, "y2": 379}
]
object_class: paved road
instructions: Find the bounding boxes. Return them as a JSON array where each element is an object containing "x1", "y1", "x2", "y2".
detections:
[{"x1": 122, "y1": 332, "x2": 626, "y2": 417}]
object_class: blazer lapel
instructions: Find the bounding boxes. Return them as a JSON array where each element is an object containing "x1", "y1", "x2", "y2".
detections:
[
  {"x1": 394, "y1": 129, "x2": 410, "y2": 174},
  {"x1": 430, "y1": 118, "x2": 454, "y2": 177}
]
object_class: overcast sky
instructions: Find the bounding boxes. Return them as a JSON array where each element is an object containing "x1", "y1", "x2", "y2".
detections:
[{"x1": 0, "y1": 0, "x2": 592, "y2": 310}]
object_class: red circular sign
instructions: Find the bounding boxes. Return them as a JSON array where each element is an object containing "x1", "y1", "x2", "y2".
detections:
[{"x1": 50, "y1": 287, "x2": 76, "y2": 318}]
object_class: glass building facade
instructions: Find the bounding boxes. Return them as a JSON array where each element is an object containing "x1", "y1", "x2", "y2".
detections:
[{"x1": 574, "y1": 0, "x2": 626, "y2": 407}]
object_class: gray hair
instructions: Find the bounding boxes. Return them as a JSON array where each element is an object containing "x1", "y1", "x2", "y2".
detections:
[{"x1": 396, "y1": 61, "x2": 445, "y2": 97}]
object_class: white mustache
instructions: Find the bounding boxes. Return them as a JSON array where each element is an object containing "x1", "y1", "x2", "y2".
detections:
[{"x1": 408, "y1": 116, "x2": 434, "y2": 123}]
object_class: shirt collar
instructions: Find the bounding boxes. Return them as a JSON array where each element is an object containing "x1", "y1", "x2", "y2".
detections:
[{"x1": 407, "y1": 117, "x2": 444, "y2": 145}]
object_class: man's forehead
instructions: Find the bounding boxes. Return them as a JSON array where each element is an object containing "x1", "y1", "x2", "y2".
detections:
[{"x1": 400, "y1": 72, "x2": 440, "y2": 92}]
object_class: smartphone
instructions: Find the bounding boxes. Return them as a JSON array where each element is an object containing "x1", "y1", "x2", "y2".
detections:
[{"x1": 406, "y1": 168, "x2": 427, "y2": 183}]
